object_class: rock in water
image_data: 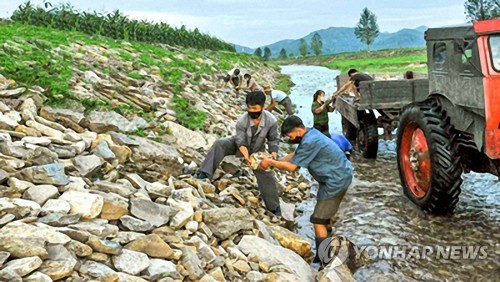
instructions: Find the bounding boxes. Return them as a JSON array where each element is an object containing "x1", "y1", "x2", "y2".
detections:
[
  {"x1": 203, "y1": 208, "x2": 253, "y2": 240},
  {"x1": 17, "y1": 163, "x2": 69, "y2": 185},
  {"x1": 60, "y1": 191, "x2": 103, "y2": 219},
  {"x1": 112, "y1": 249, "x2": 149, "y2": 275},
  {"x1": 238, "y1": 235, "x2": 315, "y2": 281}
]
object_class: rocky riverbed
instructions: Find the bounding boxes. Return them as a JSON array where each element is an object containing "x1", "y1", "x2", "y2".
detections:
[{"x1": 281, "y1": 65, "x2": 500, "y2": 282}]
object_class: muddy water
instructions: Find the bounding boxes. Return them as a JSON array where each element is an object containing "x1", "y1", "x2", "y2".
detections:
[{"x1": 280, "y1": 65, "x2": 500, "y2": 282}]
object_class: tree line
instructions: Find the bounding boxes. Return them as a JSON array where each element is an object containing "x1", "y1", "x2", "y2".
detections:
[{"x1": 10, "y1": 1, "x2": 235, "y2": 52}]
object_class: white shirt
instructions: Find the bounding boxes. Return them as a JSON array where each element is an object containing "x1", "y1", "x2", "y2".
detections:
[
  {"x1": 227, "y1": 68, "x2": 239, "y2": 76},
  {"x1": 271, "y1": 90, "x2": 287, "y2": 103}
]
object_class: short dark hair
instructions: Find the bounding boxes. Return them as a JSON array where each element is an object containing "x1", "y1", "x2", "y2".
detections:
[
  {"x1": 234, "y1": 69, "x2": 240, "y2": 75},
  {"x1": 405, "y1": 71, "x2": 414, "y2": 79},
  {"x1": 281, "y1": 115, "x2": 305, "y2": 136},
  {"x1": 313, "y1": 90, "x2": 325, "y2": 102},
  {"x1": 244, "y1": 73, "x2": 251, "y2": 78},
  {"x1": 246, "y1": 91, "x2": 266, "y2": 107},
  {"x1": 347, "y1": 69, "x2": 358, "y2": 76}
]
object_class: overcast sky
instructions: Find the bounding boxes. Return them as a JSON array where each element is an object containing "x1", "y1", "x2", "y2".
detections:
[{"x1": 1, "y1": 0, "x2": 467, "y2": 48}]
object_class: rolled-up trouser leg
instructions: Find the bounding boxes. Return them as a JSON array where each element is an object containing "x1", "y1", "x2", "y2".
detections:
[
  {"x1": 280, "y1": 97, "x2": 294, "y2": 115},
  {"x1": 253, "y1": 170, "x2": 280, "y2": 211},
  {"x1": 199, "y1": 137, "x2": 238, "y2": 178}
]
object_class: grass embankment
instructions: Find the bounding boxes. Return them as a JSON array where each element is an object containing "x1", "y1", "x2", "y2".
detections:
[
  {"x1": 273, "y1": 47, "x2": 428, "y2": 75},
  {"x1": 0, "y1": 22, "x2": 261, "y2": 130}
]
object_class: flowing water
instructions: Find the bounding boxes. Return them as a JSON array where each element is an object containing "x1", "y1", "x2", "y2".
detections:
[{"x1": 280, "y1": 65, "x2": 500, "y2": 282}]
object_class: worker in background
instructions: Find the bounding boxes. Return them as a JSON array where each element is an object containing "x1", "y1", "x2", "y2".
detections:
[
  {"x1": 312, "y1": 90, "x2": 335, "y2": 138},
  {"x1": 221, "y1": 67, "x2": 244, "y2": 97},
  {"x1": 264, "y1": 84, "x2": 294, "y2": 115},
  {"x1": 330, "y1": 131, "x2": 353, "y2": 160},
  {"x1": 334, "y1": 68, "x2": 373, "y2": 101},
  {"x1": 240, "y1": 73, "x2": 263, "y2": 92}
]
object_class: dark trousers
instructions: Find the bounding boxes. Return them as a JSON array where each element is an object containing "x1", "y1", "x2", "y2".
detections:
[
  {"x1": 199, "y1": 137, "x2": 280, "y2": 211},
  {"x1": 279, "y1": 97, "x2": 294, "y2": 115},
  {"x1": 314, "y1": 124, "x2": 330, "y2": 138}
]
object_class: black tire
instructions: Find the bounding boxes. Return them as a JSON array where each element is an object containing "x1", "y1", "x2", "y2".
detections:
[
  {"x1": 341, "y1": 116, "x2": 357, "y2": 142},
  {"x1": 396, "y1": 99, "x2": 462, "y2": 214},
  {"x1": 357, "y1": 111, "x2": 378, "y2": 159}
]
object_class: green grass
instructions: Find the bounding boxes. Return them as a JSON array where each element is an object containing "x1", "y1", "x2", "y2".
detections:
[
  {"x1": 274, "y1": 74, "x2": 295, "y2": 94},
  {"x1": 274, "y1": 47, "x2": 428, "y2": 74},
  {"x1": 172, "y1": 96, "x2": 206, "y2": 130},
  {"x1": 127, "y1": 72, "x2": 146, "y2": 80}
]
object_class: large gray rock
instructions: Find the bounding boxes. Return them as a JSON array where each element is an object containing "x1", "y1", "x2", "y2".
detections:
[
  {"x1": 120, "y1": 215, "x2": 153, "y2": 232},
  {"x1": 17, "y1": 163, "x2": 69, "y2": 186},
  {"x1": 0, "y1": 198, "x2": 40, "y2": 218},
  {"x1": 203, "y1": 208, "x2": 253, "y2": 240},
  {"x1": 1, "y1": 256, "x2": 42, "y2": 277},
  {"x1": 84, "y1": 111, "x2": 137, "y2": 133},
  {"x1": 24, "y1": 272, "x2": 52, "y2": 282},
  {"x1": 40, "y1": 199, "x2": 70, "y2": 216},
  {"x1": 93, "y1": 180, "x2": 136, "y2": 198},
  {"x1": 112, "y1": 249, "x2": 149, "y2": 275},
  {"x1": 23, "y1": 147, "x2": 59, "y2": 166},
  {"x1": 22, "y1": 185, "x2": 59, "y2": 206},
  {"x1": 0, "y1": 251, "x2": 9, "y2": 267},
  {"x1": 60, "y1": 191, "x2": 103, "y2": 219},
  {"x1": 93, "y1": 140, "x2": 116, "y2": 161},
  {"x1": 164, "y1": 121, "x2": 207, "y2": 149},
  {"x1": 110, "y1": 131, "x2": 139, "y2": 146},
  {"x1": 130, "y1": 198, "x2": 171, "y2": 227},
  {"x1": 38, "y1": 213, "x2": 81, "y2": 227},
  {"x1": 131, "y1": 137, "x2": 183, "y2": 177},
  {"x1": 238, "y1": 235, "x2": 315, "y2": 281},
  {"x1": 79, "y1": 261, "x2": 116, "y2": 279},
  {"x1": 167, "y1": 198, "x2": 193, "y2": 229},
  {"x1": 0, "y1": 268, "x2": 22, "y2": 282},
  {"x1": 40, "y1": 106, "x2": 85, "y2": 124},
  {"x1": 73, "y1": 155, "x2": 105, "y2": 177}
]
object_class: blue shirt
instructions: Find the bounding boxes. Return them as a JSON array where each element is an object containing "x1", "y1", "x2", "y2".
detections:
[
  {"x1": 291, "y1": 128, "x2": 353, "y2": 200},
  {"x1": 330, "y1": 131, "x2": 353, "y2": 152}
]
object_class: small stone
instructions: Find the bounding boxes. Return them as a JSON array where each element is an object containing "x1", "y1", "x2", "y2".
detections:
[
  {"x1": 87, "y1": 236, "x2": 123, "y2": 255},
  {"x1": 125, "y1": 234, "x2": 173, "y2": 259},
  {"x1": 185, "y1": 221, "x2": 199, "y2": 233},
  {"x1": 66, "y1": 240, "x2": 93, "y2": 257},
  {"x1": 21, "y1": 136, "x2": 51, "y2": 146},
  {"x1": 120, "y1": 215, "x2": 153, "y2": 232},
  {"x1": 203, "y1": 208, "x2": 253, "y2": 240},
  {"x1": 0, "y1": 251, "x2": 9, "y2": 267},
  {"x1": 145, "y1": 181, "x2": 173, "y2": 198},
  {"x1": 7, "y1": 177, "x2": 34, "y2": 193},
  {"x1": 79, "y1": 261, "x2": 116, "y2": 279},
  {"x1": 87, "y1": 252, "x2": 109, "y2": 263},
  {"x1": 0, "y1": 198, "x2": 41, "y2": 218},
  {"x1": 0, "y1": 213, "x2": 15, "y2": 226},
  {"x1": 125, "y1": 173, "x2": 149, "y2": 189},
  {"x1": 97, "y1": 192, "x2": 129, "y2": 220},
  {"x1": 145, "y1": 259, "x2": 178, "y2": 279},
  {"x1": 1, "y1": 256, "x2": 43, "y2": 277},
  {"x1": 233, "y1": 260, "x2": 251, "y2": 273},
  {"x1": 39, "y1": 260, "x2": 76, "y2": 280},
  {"x1": 23, "y1": 185, "x2": 59, "y2": 206},
  {"x1": 93, "y1": 180, "x2": 136, "y2": 198},
  {"x1": 112, "y1": 249, "x2": 149, "y2": 275},
  {"x1": 167, "y1": 198, "x2": 193, "y2": 229},
  {"x1": 60, "y1": 191, "x2": 103, "y2": 219},
  {"x1": 40, "y1": 199, "x2": 71, "y2": 216},
  {"x1": 181, "y1": 246, "x2": 205, "y2": 280}
]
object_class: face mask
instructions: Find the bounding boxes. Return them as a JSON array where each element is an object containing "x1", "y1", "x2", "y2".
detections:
[
  {"x1": 248, "y1": 111, "x2": 262, "y2": 119},
  {"x1": 287, "y1": 136, "x2": 302, "y2": 144}
]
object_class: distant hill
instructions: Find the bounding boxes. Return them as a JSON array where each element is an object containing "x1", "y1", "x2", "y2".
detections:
[
  {"x1": 233, "y1": 44, "x2": 255, "y2": 54},
  {"x1": 251, "y1": 26, "x2": 427, "y2": 57}
]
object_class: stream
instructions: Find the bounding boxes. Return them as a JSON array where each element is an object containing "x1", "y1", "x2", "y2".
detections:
[{"x1": 279, "y1": 65, "x2": 500, "y2": 282}]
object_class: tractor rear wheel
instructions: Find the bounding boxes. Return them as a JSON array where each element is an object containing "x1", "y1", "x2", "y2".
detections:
[
  {"x1": 341, "y1": 116, "x2": 357, "y2": 142},
  {"x1": 397, "y1": 100, "x2": 462, "y2": 214}
]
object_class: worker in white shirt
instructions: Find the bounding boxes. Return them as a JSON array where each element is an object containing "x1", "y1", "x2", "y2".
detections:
[
  {"x1": 221, "y1": 68, "x2": 244, "y2": 97},
  {"x1": 264, "y1": 84, "x2": 294, "y2": 115}
]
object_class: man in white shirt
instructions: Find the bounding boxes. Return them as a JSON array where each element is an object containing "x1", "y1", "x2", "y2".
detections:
[
  {"x1": 221, "y1": 68, "x2": 244, "y2": 96},
  {"x1": 264, "y1": 84, "x2": 294, "y2": 115}
]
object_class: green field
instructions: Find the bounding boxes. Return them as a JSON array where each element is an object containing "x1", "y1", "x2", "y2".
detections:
[{"x1": 274, "y1": 47, "x2": 428, "y2": 75}]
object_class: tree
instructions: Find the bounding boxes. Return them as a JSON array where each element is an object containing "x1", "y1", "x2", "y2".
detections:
[
  {"x1": 279, "y1": 48, "x2": 287, "y2": 59},
  {"x1": 254, "y1": 47, "x2": 262, "y2": 57},
  {"x1": 464, "y1": 0, "x2": 500, "y2": 21},
  {"x1": 354, "y1": 8, "x2": 379, "y2": 52},
  {"x1": 311, "y1": 33, "x2": 323, "y2": 56},
  {"x1": 263, "y1": 47, "x2": 271, "y2": 61},
  {"x1": 299, "y1": 38, "x2": 308, "y2": 57}
]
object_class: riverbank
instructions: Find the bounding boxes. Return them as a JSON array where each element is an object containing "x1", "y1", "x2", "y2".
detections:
[{"x1": 273, "y1": 47, "x2": 427, "y2": 75}]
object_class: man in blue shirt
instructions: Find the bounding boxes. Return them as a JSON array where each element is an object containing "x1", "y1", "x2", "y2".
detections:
[{"x1": 259, "y1": 115, "x2": 353, "y2": 265}]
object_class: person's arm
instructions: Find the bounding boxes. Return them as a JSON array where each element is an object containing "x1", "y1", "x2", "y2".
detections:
[
  {"x1": 260, "y1": 158, "x2": 298, "y2": 172},
  {"x1": 229, "y1": 75, "x2": 236, "y2": 88},
  {"x1": 234, "y1": 118, "x2": 251, "y2": 164},
  {"x1": 334, "y1": 81, "x2": 353, "y2": 95},
  {"x1": 267, "y1": 122, "x2": 279, "y2": 160},
  {"x1": 278, "y1": 152, "x2": 295, "y2": 162},
  {"x1": 313, "y1": 102, "x2": 328, "y2": 114},
  {"x1": 266, "y1": 99, "x2": 277, "y2": 111}
]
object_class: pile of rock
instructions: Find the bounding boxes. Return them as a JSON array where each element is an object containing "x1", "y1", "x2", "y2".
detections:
[{"x1": 0, "y1": 68, "x2": 354, "y2": 281}]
